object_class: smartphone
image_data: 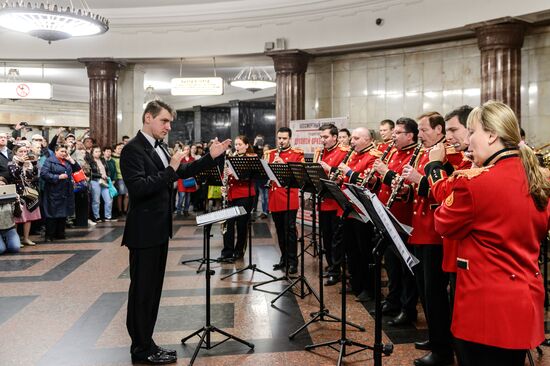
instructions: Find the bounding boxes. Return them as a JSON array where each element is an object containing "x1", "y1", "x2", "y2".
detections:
[{"x1": 20, "y1": 121, "x2": 28, "y2": 127}]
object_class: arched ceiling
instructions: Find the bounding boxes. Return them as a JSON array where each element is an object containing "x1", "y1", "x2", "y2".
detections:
[{"x1": 0, "y1": 0, "x2": 550, "y2": 108}]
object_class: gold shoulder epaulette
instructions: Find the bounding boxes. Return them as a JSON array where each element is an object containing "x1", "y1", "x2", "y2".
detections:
[
  {"x1": 340, "y1": 146, "x2": 351, "y2": 152},
  {"x1": 370, "y1": 149, "x2": 383, "y2": 158},
  {"x1": 450, "y1": 166, "x2": 491, "y2": 181},
  {"x1": 291, "y1": 147, "x2": 304, "y2": 153}
]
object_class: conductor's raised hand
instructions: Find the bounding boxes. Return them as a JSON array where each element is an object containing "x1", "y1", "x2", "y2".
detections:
[
  {"x1": 209, "y1": 138, "x2": 232, "y2": 159},
  {"x1": 170, "y1": 150, "x2": 186, "y2": 171}
]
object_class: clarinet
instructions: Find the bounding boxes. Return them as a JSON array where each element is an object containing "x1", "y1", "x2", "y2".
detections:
[
  {"x1": 220, "y1": 151, "x2": 237, "y2": 234},
  {"x1": 361, "y1": 142, "x2": 394, "y2": 188},
  {"x1": 329, "y1": 146, "x2": 355, "y2": 181},
  {"x1": 386, "y1": 141, "x2": 423, "y2": 209}
]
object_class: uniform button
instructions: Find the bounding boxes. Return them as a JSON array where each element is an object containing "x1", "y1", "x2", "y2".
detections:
[
  {"x1": 536, "y1": 272, "x2": 540, "y2": 277},
  {"x1": 510, "y1": 274, "x2": 516, "y2": 280},
  {"x1": 414, "y1": 199, "x2": 417, "y2": 203},
  {"x1": 422, "y1": 212, "x2": 426, "y2": 215},
  {"x1": 413, "y1": 212, "x2": 417, "y2": 215}
]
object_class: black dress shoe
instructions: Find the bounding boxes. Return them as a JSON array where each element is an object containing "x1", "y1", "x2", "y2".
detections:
[
  {"x1": 155, "y1": 346, "x2": 176, "y2": 356},
  {"x1": 414, "y1": 340, "x2": 432, "y2": 351},
  {"x1": 288, "y1": 265, "x2": 297, "y2": 274},
  {"x1": 131, "y1": 350, "x2": 177, "y2": 364},
  {"x1": 233, "y1": 252, "x2": 244, "y2": 260},
  {"x1": 381, "y1": 302, "x2": 400, "y2": 315},
  {"x1": 325, "y1": 275, "x2": 340, "y2": 286},
  {"x1": 273, "y1": 262, "x2": 285, "y2": 270},
  {"x1": 387, "y1": 311, "x2": 417, "y2": 326},
  {"x1": 216, "y1": 255, "x2": 234, "y2": 263},
  {"x1": 413, "y1": 351, "x2": 454, "y2": 366}
]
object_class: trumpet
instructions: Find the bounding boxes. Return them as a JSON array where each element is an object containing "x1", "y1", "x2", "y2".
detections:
[
  {"x1": 361, "y1": 142, "x2": 394, "y2": 188},
  {"x1": 386, "y1": 141, "x2": 423, "y2": 209},
  {"x1": 329, "y1": 146, "x2": 355, "y2": 181}
]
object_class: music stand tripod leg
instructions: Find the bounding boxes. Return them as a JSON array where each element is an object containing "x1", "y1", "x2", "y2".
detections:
[
  {"x1": 222, "y1": 180, "x2": 276, "y2": 281},
  {"x1": 181, "y1": 223, "x2": 254, "y2": 365}
]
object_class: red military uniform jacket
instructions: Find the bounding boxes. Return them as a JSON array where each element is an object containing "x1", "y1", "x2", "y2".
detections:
[
  {"x1": 425, "y1": 152, "x2": 472, "y2": 272},
  {"x1": 434, "y1": 151, "x2": 550, "y2": 349},
  {"x1": 408, "y1": 142, "x2": 445, "y2": 245},
  {"x1": 341, "y1": 143, "x2": 379, "y2": 185},
  {"x1": 265, "y1": 146, "x2": 304, "y2": 212},
  {"x1": 376, "y1": 140, "x2": 393, "y2": 154},
  {"x1": 313, "y1": 144, "x2": 349, "y2": 211},
  {"x1": 376, "y1": 142, "x2": 417, "y2": 226},
  {"x1": 227, "y1": 153, "x2": 257, "y2": 201}
]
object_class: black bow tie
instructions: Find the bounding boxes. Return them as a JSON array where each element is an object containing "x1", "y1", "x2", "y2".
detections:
[{"x1": 154, "y1": 140, "x2": 164, "y2": 148}]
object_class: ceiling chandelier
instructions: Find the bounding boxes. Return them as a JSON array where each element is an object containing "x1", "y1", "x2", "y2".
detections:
[
  {"x1": 229, "y1": 66, "x2": 276, "y2": 93},
  {"x1": 0, "y1": 1, "x2": 109, "y2": 43}
]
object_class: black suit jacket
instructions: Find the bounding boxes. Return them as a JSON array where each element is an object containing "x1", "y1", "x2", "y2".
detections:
[
  {"x1": 0, "y1": 149, "x2": 13, "y2": 179},
  {"x1": 120, "y1": 131, "x2": 216, "y2": 249}
]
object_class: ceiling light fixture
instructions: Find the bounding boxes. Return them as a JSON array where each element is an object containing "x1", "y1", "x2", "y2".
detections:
[
  {"x1": 0, "y1": 1, "x2": 109, "y2": 43},
  {"x1": 229, "y1": 66, "x2": 276, "y2": 93}
]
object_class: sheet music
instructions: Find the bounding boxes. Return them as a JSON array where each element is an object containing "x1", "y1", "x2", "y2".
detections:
[
  {"x1": 366, "y1": 190, "x2": 419, "y2": 273},
  {"x1": 261, "y1": 160, "x2": 281, "y2": 187},
  {"x1": 342, "y1": 187, "x2": 371, "y2": 223},
  {"x1": 196, "y1": 206, "x2": 247, "y2": 226}
]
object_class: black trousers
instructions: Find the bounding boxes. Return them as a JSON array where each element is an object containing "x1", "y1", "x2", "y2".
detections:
[
  {"x1": 272, "y1": 210, "x2": 298, "y2": 267},
  {"x1": 455, "y1": 338, "x2": 526, "y2": 366},
  {"x1": 45, "y1": 217, "x2": 66, "y2": 238},
  {"x1": 413, "y1": 245, "x2": 452, "y2": 355},
  {"x1": 126, "y1": 243, "x2": 168, "y2": 357},
  {"x1": 384, "y1": 243, "x2": 418, "y2": 316},
  {"x1": 222, "y1": 197, "x2": 252, "y2": 257},
  {"x1": 319, "y1": 210, "x2": 338, "y2": 269},
  {"x1": 342, "y1": 219, "x2": 374, "y2": 295}
]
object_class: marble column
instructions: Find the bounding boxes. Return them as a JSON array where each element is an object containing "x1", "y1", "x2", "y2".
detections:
[
  {"x1": 472, "y1": 19, "x2": 527, "y2": 122},
  {"x1": 118, "y1": 64, "x2": 145, "y2": 140},
  {"x1": 80, "y1": 58, "x2": 124, "y2": 148},
  {"x1": 267, "y1": 50, "x2": 310, "y2": 131}
]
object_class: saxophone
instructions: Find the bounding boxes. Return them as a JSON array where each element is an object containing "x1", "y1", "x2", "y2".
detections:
[
  {"x1": 329, "y1": 146, "x2": 355, "y2": 181},
  {"x1": 386, "y1": 141, "x2": 423, "y2": 209},
  {"x1": 361, "y1": 142, "x2": 394, "y2": 188}
]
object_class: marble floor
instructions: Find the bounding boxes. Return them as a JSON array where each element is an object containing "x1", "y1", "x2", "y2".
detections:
[{"x1": 1, "y1": 214, "x2": 550, "y2": 366}]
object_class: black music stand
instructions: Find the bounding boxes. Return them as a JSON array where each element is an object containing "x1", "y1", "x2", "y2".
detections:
[
  {"x1": 289, "y1": 164, "x2": 364, "y2": 340},
  {"x1": 342, "y1": 184, "x2": 417, "y2": 366},
  {"x1": 304, "y1": 180, "x2": 370, "y2": 365},
  {"x1": 181, "y1": 207, "x2": 254, "y2": 365},
  {"x1": 277, "y1": 162, "x2": 320, "y2": 301},
  {"x1": 253, "y1": 162, "x2": 317, "y2": 304},
  {"x1": 221, "y1": 156, "x2": 276, "y2": 281},
  {"x1": 181, "y1": 166, "x2": 224, "y2": 273}
]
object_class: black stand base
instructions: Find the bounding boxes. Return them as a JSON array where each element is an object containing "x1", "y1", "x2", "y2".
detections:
[
  {"x1": 306, "y1": 338, "x2": 376, "y2": 366},
  {"x1": 221, "y1": 263, "x2": 277, "y2": 281},
  {"x1": 270, "y1": 274, "x2": 319, "y2": 304},
  {"x1": 181, "y1": 325, "x2": 254, "y2": 366},
  {"x1": 181, "y1": 257, "x2": 219, "y2": 274}
]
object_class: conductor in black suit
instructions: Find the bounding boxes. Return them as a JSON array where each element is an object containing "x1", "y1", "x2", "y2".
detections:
[{"x1": 120, "y1": 100, "x2": 231, "y2": 364}]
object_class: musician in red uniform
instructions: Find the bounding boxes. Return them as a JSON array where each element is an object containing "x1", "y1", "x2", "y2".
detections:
[
  {"x1": 400, "y1": 112, "x2": 453, "y2": 366},
  {"x1": 377, "y1": 119, "x2": 395, "y2": 152},
  {"x1": 435, "y1": 101, "x2": 550, "y2": 366},
  {"x1": 219, "y1": 135, "x2": 256, "y2": 262},
  {"x1": 314, "y1": 123, "x2": 349, "y2": 285},
  {"x1": 264, "y1": 127, "x2": 304, "y2": 274},
  {"x1": 336, "y1": 127, "x2": 379, "y2": 300},
  {"x1": 423, "y1": 106, "x2": 473, "y2": 321},
  {"x1": 370, "y1": 117, "x2": 418, "y2": 323}
]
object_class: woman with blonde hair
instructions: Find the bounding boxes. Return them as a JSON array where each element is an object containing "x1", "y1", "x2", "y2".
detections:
[{"x1": 434, "y1": 100, "x2": 550, "y2": 366}]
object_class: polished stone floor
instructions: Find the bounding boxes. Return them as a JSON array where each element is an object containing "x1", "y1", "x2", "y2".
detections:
[{"x1": 1, "y1": 214, "x2": 550, "y2": 366}]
